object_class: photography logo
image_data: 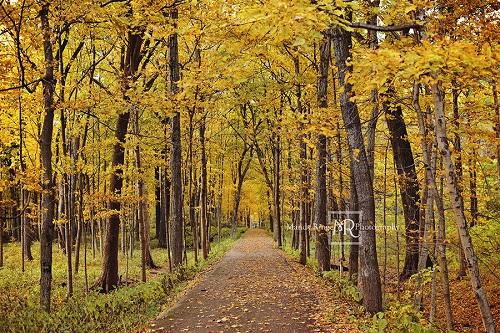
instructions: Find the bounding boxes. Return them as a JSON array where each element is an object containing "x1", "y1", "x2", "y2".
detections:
[{"x1": 326, "y1": 210, "x2": 362, "y2": 246}]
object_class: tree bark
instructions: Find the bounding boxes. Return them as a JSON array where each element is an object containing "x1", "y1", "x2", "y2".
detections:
[
  {"x1": 0, "y1": 202, "x2": 3, "y2": 267},
  {"x1": 168, "y1": 6, "x2": 184, "y2": 268},
  {"x1": 432, "y1": 80, "x2": 496, "y2": 332},
  {"x1": 469, "y1": 149, "x2": 478, "y2": 226},
  {"x1": 98, "y1": 111, "x2": 130, "y2": 291},
  {"x1": 155, "y1": 167, "x2": 167, "y2": 247},
  {"x1": 384, "y1": 101, "x2": 420, "y2": 280},
  {"x1": 231, "y1": 145, "x2": 252, "y2": 237},
  {"x1": 365, "y1": 0, "x2": 380, "y2": 180},
  {"x1": 133, "y1": 108, "x2": 155, "y2": 277},
  {"x1": 39, "y1": 2, "x2": 56, "y2": 311},
  {"x1": 315, "y1": 31, "x2": 330, "y2": 272},
  {"x1": 332, "y1": 26, "x2": 382, "y2": 313},
  {"x1": 273, "y1": 128, "x2": 282, "y2": 247},
  {"x1": 413, "y1": 83, "x2": 453, "y2": 327},
  {"x1": 349, "y1": 159, "x2": 359, "y2": 282},
  {"x1": 187, "y1": 111, "x2": 198, "y2": 263},
  {"x1": 200, "y1": 116, "x2": 209, "y2": 259},
  {"x1": 97, "y1": 29, "x2": 143, "y2": 291},
  {"x1": 493, "y1": 82, "x2": 499, "y2": 180},
  {"x1": 453, "y1": 89, "x2": 467, "y2": 279}
]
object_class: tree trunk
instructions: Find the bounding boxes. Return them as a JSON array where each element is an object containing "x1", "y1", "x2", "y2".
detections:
[
  {"x1": 413, "y1": 83, "x2": 453, "y2": 327},
  {"x1": 169, "y1": 6, "x2": 183, "y2": 268},
  {"x1": 365, "y1": 0, "x2": 380, "y2": 180},
  {"x1": 267, "y1": 190, "x2": 273, "y2": 233},
  {"x1": 187, "y1": 111, "x2": 198, "y2": 263},
  {"x1": 273, "y1": 131, "x2": 282, "y2": 247},
  {"x1": 315, "y1": 31, "x2": 330, "y2": 272},
  {"x1": 469, "y1": 149, "x2": 478, "y2": 226},
  {"x1": 200, "y1": 116, "x2": 209, "y2": 259},
  {"x1": 332, "y1": 26, "x2": 382, "y2": 314},
  {"x1": 1, "y1": 199, "x2": 4, "y2": 267},
  {"x1": 98, "y1": 111, "x2": 130, "y2": 291},
  {"x1": 231, "y1": 146, "x2": 252, "y2": 237},
  {"x1": 97, "y1": 28, "x2": 143, "y2": 290},
  {"x1": 384, "y1": 101, "x2": 420, "y2": 280},
  {"x1": 39, "y1": 2, "x2": 56, "y2": 311},
  {"x1": 133, "y1": 108, "x2": 155, "y2": 278},
  {"x1": 433, "y1": 80, "x2": 496, "y2": 332},
  {"x1": 433, "y1": 156, "x2": 454, "y2": 330},
  {"x1": 155, "y1": 167, "x2": 166, "y2": 247},
  {"x1": 348, "y1": 160, "x2": 359, "y2": 282},
  {"x1": 414, "y1": 143, "x2": 436, "y2": 309},
  {"x1": 453, "y1": 89, "x2": 468, "y2": 279},
  {"x1": 493, "y1": 83, "x2": 499, "y2": 180},
  {"x1": 74, "y1": 138, "x2": 82, "y2": 275}
]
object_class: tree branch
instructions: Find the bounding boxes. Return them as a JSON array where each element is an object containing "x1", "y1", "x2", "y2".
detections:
[{"x1": 349, "y1": 22, "x2": 422, "y2": 32}]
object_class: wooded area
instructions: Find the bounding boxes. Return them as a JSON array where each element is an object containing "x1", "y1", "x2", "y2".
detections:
[{"x1": 0, "y1": 0, "x2": 498, "y2": 332}]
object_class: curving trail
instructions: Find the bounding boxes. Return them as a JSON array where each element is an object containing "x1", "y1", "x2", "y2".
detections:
[{"x1": 148, "y1": 229, "x2": 356, "y2": 333}]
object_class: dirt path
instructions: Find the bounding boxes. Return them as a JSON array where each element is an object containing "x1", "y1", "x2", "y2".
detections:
[{"x1": 148, "y1": 229, "x2": 356, "y2": 333}]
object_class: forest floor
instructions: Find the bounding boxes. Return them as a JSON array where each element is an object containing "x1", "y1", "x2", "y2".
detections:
[{"x1": 148, "y1": 229, "x2": 358, "y2": 333}]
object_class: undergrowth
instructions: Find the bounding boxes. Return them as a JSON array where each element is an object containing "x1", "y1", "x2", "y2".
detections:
[
  {"x1": 0, "y1": 227, "x2": 245, "y2": 333},
  {"x1": 282, "y1": 242, "x2": 440, "y2": 333}
]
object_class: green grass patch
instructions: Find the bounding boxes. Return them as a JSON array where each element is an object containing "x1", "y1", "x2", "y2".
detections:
[{"x1": 0, "y1": 227, "x2": 246, "y2": 333}]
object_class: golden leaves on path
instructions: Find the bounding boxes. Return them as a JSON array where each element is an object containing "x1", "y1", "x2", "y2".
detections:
[{"x1": 149, "y1": 229, "x2": 359, "y2": 332}]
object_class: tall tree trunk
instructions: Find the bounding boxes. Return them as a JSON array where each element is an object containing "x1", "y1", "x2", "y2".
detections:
[
  {"x1": 187, "y1": 111, "x2": 198, "y2": 263},
  {"x1": 155, "y1": 167, "x2": 166, "y2": 247},
  {"x1": 97, "y1": 29, "x2": 143, "y2": 290},
  {"x1": 315, "y1": 31, "x2": 330, "y2": 272},
  {"x1": 231, "y1": 146, "x2": 252, "y2": 237},
  {"x1": 200, "y1": 116, "x2": 208, "y2": 259},
  {"x1": 365, "y1": 0, "x2": 380, "y2": 180},
  {"x1": 332, "y1": 25, "x2": 382, "y2": 314},
  {"x1": 413, "y1": 83, "x2": 453, "y2": 326},
  {"x1": 39, "y1": 2, "x2": 56, "y2": 311},
  {"x1": 299, "y1": 139, "x2": 307, "y2": 266},
  {"x1": 267, "y1": 190, "x2": 273, "y2": 233},
  {"x1": 292, "y1": 56, "x2": 308, "y2": 265},
  {"x1": 273, "y1": 130, "x2": 282, "y2": 247},
  {"x1": 133, "y1": 108, "x2": 155, "y2": 277},
  {"x1": 384, "y1": 101, "x2": 420, "y2": 280},
  {"x1": 414, "y1": 143, "x2": 436, "y2": 309},
  {"x1": 73, "y1": 138, "x2": 82, "y2": 275},
  {"x1": 99, "y1": 111, "x2": 130, "y2": 291},
  {"x1": 432, "y1": 80, "x2": 496, "y2": 332},
  {"x1": 0, "y1": 208, "x2": 3, "y2": 268},
  {"x1": 493, "y1": 83, "x2": 499, "y2": 180},
  {"x1": 349, "y1": 160, "x2": 359, "y2": 282},
  {"x1": 433, "y1": 155, "x2": 454, "y2": 330},
  {"x1": 453, "y1": 89, "x2": 468, "y2": 279},
  {"x1": 0, "y1": 202, "x2": 3, "y2": 268},
  {"x1": 168, "y1": 6, "x2": 183, "y2": 268},
  {"x1": 469, "y1": 148, "x2": 478, "y2": 226}
]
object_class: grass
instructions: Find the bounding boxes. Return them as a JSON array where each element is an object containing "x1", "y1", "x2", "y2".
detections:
[{"x1": 0, "y1": 226, "x2": 246, "y2": 333}]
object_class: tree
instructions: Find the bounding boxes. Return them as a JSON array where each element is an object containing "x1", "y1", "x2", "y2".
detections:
[
  {"x1": 39, "y1": 1, "x2": 56, "y2": 311},
  {"x1": 315, "y1": 31, "x2": 331, "y2": 273},
  {"x1": 384, "y1": 101, "x2": 421, "y2": 280},
  {"x1": 332, "y1": 24, "x2": 382, "y2": 313},
  {"x1": 97, "y1": 29, "x2": 144, "y2": 291},
  {"x1": 199, "y1": 115, "x2": 208, "y2": 259},
  {"x1": 433, "y1": 80, "x2": 495, "y2": 332},
  {"x1": 230, "y1": 106, "x2": 253, "y2": 237},
  {"x1": 168, "y1": 5, "x2": 184, "y2": 267}
]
